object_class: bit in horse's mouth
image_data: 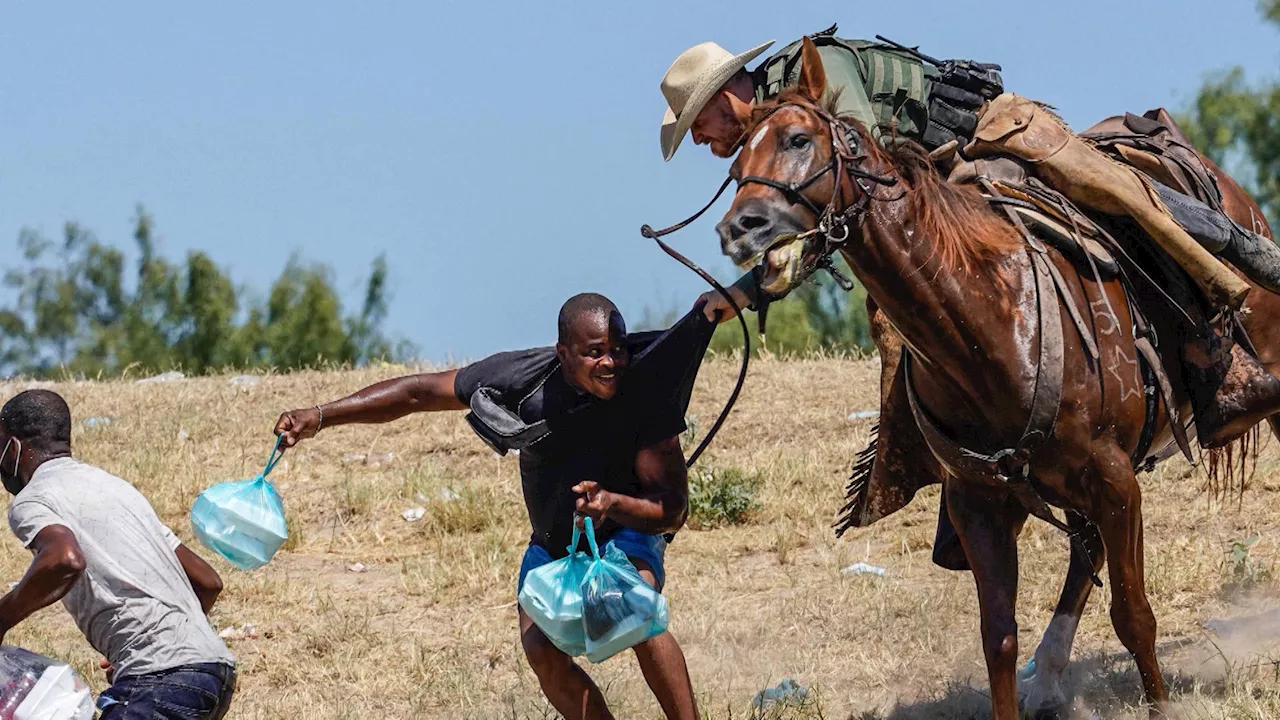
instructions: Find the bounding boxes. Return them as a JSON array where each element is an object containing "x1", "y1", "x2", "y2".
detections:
[{"x1": 740, "y1": 234, "x2": 818, "y2": 296}]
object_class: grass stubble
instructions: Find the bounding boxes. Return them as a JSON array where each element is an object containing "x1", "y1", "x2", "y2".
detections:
[{"x1": 5, "y1": 356, "x2": 1280, "y2": 719}]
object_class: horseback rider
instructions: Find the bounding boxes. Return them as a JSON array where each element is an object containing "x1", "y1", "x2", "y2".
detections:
[{"x1": 662, "y1": 24, "x2": 1280, "y2": 454}]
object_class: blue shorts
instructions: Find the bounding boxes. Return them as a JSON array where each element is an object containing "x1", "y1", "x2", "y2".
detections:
[{"x1": 517, "y1": 528, "x2": 667, "y2": 596}]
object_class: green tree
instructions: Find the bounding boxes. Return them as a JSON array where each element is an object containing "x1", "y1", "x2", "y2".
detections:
[
  {"x1": 1, "y1": 206, "x2": 410, "y2": 377},
  {"x1": 1180, "y1": 0, "x2": 1280, "y2": 230}
]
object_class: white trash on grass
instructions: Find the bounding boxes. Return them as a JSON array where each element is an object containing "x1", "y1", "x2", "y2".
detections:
[
  {"x1": 343, "y1": 452, "x2": 394, "y2": 467},
  {"x1": 227, "y1": 375, "x2": 261, "y2": 389},
  {"x1": 217, "y1": 624, "x2": 258, "y2": 641},
  {"x1": 137, "y1": 371, "x2": 185, "y2": 384},
  {"x1": 841, "y1": 562, "x2": 886, "y2": 577}
]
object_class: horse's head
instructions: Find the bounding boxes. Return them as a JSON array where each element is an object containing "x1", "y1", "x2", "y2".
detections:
[{"x1": 716, "y1": 37, "x2": 866, "y2": 297}]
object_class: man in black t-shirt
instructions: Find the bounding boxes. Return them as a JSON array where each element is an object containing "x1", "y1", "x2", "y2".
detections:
[{"x1": 273, "y1": 293, "x2": 702, "y2": 720}]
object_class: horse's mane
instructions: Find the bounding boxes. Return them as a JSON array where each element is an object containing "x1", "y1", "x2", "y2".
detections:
[{"x1": 748, "y1": 89, "x2": 1023, "y2": 276}]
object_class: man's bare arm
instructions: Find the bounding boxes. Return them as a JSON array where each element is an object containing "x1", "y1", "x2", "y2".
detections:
[
  {"x1": 574, "y1": 437, "x2": 689, "y2": 535},
  {"x1": 275, "y1": 370, "x2": 465, "y2": 447},
  {"x1": 175, "y1": 544, "x2": 223, "y2": 615},
  {"x1": 0, "y1": 525, "x2": 86, "y2": 642}
]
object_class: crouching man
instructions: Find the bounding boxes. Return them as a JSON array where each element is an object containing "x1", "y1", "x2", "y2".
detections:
[
  {"x1": 274, "y1": 293, "x2": 703, "y2": 720},
  {"x1": 0, "y1": 390, "x2": 236, "y2": 720}
]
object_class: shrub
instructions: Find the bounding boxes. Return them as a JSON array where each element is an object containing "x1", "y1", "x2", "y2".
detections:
[{"x1": 688, "y1": 466, "x2": 762, "y2": 529}]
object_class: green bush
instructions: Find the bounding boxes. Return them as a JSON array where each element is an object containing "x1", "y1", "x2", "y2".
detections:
[{"x1": 688, "y1": 466, "x2": 762, "y2": 529}]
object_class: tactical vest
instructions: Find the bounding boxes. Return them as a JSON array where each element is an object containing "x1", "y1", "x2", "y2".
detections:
[{"x1": 752, "y1": 25, "x2": 1003, "y2": 150}]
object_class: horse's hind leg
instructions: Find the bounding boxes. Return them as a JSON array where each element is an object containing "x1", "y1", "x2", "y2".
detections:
[
  {"x1": 1092, "y1": 443, "x2": 1170, "y2": 716},
  {"x1": 1023, "y1": 515, "x2": 1104, "y2": 717},
  {"x1": 946, "y1": 481, "x2": 1028, "y2": 720}
]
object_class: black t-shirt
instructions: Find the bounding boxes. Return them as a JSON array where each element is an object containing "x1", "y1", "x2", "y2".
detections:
[{"x1": 454, "y1": 350, "x2": 688, "y2": 556}]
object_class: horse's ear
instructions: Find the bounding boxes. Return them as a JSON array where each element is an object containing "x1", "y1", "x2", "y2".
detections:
[
  {"x1": 796, "y1": 37, "x2": 827, "y2": 103},
  {"x1": 726, "y1": 92, "x2": 753, "y2": 128}
]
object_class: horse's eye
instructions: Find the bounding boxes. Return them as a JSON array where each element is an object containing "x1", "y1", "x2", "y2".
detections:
[{"x1": 789, "y1": 134, "x2": 811, "y2": 149}]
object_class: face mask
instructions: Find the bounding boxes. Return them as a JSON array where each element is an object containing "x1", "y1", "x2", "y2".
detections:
[{"x1": 0, "y1": 438, "x2": 22, "y2": 495}]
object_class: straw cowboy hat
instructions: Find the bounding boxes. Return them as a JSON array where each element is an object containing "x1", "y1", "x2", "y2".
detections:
[{"x1": 660, "y1": 40, "x2": 774, "y2": 161}]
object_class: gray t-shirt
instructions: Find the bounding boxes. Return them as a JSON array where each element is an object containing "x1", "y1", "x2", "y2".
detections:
[{"x1": 7, "y1": 458, "x2": 234, "y2": 678}]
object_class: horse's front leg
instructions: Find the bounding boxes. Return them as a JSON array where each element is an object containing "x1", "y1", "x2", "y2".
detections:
[
  {"x1": 946, "y1": 479, "x2": 1028, "y2": 720},
  {"x1": 1091, "y1": 442, "x2": 1169, "y2": 716},
  {"x1": 1023, "y1": 514, "x2": 1104, "y2": 717}
]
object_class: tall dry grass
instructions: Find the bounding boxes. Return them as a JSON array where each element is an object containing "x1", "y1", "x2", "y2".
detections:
[{"x1": 2, "y1": 358, "x2": 1280, "y2": 719}]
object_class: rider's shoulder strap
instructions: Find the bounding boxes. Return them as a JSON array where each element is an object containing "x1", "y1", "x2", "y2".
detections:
[
  {"x1": 752, "y1": 26, "x2": 932, "y2": 106},
  {"x1": 753, "y1": 24, "x2": 847, "y2": 100}
]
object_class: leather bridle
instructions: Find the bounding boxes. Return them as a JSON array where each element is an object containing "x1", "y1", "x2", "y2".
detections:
[{"x1": 637, "y1": 97, "x2": 898, "y2": 467}]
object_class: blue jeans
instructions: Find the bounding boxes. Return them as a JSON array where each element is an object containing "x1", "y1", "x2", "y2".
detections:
[
  {"x1": 97, "y1": 662, "x2": 236, "y2": 720},
  {"x1": 517, "y1": 527, "x2": 668, "y2": 594}
]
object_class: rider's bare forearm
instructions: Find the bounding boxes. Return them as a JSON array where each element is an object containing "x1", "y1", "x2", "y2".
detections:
[{"x1": 318, "y1": 371, "x2": 465, "y2": 427}]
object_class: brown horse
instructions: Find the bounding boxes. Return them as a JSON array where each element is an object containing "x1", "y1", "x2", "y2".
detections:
[{"x1": 714, "y1": 38, "x2": 1279, "y2": 718}]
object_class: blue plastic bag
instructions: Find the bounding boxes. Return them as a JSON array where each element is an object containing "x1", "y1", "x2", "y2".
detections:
[
  {"x1": 580, "y1": 523, "x2": 668, "y2": 664},
  {"x1": 517, "y1": 518, "x2": 594, "y2": 656},
  {"x1": 191, "y1": 438, "x2": 288, "y2": 570}
]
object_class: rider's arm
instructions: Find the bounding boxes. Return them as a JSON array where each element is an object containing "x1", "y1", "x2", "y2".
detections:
[
  {"x1": 815, "y1": 45, "x2": 882, "y2": 143},
  {"x1": 700, "y1": 270, "x2": 761, "y2": 323},
  {"x1": 274, "y1": 371, "x2": 464, "y2": 446},
  {"x1": 730, "y1": 270, "x2": 761, "y2": 310}
]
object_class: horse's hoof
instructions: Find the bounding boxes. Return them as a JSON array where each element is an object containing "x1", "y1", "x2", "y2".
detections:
[{"x1": 1021, "y1": 672, "x2": 1069, "y2": 720}]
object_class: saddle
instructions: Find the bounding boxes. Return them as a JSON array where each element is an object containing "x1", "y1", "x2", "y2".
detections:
[
  {"x1": 1082, "y1": 109, "x2": 1223, "y2": 208},
  {"x1": 835, "y1": 126, "x2": 1203, "y2": 550}
]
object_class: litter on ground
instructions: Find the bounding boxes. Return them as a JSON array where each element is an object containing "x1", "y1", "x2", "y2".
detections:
[
  {"x1": 343, "y1": 452, "x2": 394, "y2": 467},
  {"x1": 841, "y1": 562, "x2": 886, "y2": 577},
  {"x1": 218, "y1": 624, "x2": 258, "y2": 641},
  {"x1": 137, "y1": 371, "x2": 185, "y2": 384},
  {"x1": 401, "y1": 507, "x2": 425, "y2": 522},
  {"x1": 752, "y1": 678, "x2": 808, "y2": 709}
]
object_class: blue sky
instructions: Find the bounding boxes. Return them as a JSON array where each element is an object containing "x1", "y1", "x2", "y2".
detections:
[{"x1": 2, "y1": 1, "x2": 1276, "y2": 363}]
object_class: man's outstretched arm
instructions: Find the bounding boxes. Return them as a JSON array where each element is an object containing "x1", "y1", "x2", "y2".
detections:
[
  {"x1": 0, "y1": 525, "x2": 86, "y2": 644},
  {"x1": 275, "y1": 370, "x2": 465, "y2": 447}
]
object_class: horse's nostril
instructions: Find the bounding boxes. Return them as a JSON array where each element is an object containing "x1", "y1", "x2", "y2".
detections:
[{"x1": 738, "y1": 214, "x2": 771, "y2": 231}]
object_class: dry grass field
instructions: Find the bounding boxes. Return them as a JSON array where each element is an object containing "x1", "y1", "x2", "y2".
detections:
[{"x1": 5, "y1": 356, "x2": 1280, "y2": 719}]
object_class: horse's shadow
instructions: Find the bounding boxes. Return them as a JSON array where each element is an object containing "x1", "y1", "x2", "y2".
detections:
[{"x1": 860, "y1": 635, "x2": 1252, "y2": 720}]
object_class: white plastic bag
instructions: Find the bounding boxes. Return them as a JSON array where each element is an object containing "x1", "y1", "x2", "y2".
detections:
[{"x1": 0, "y1": 646, "x2": 93, "y2": 720}]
